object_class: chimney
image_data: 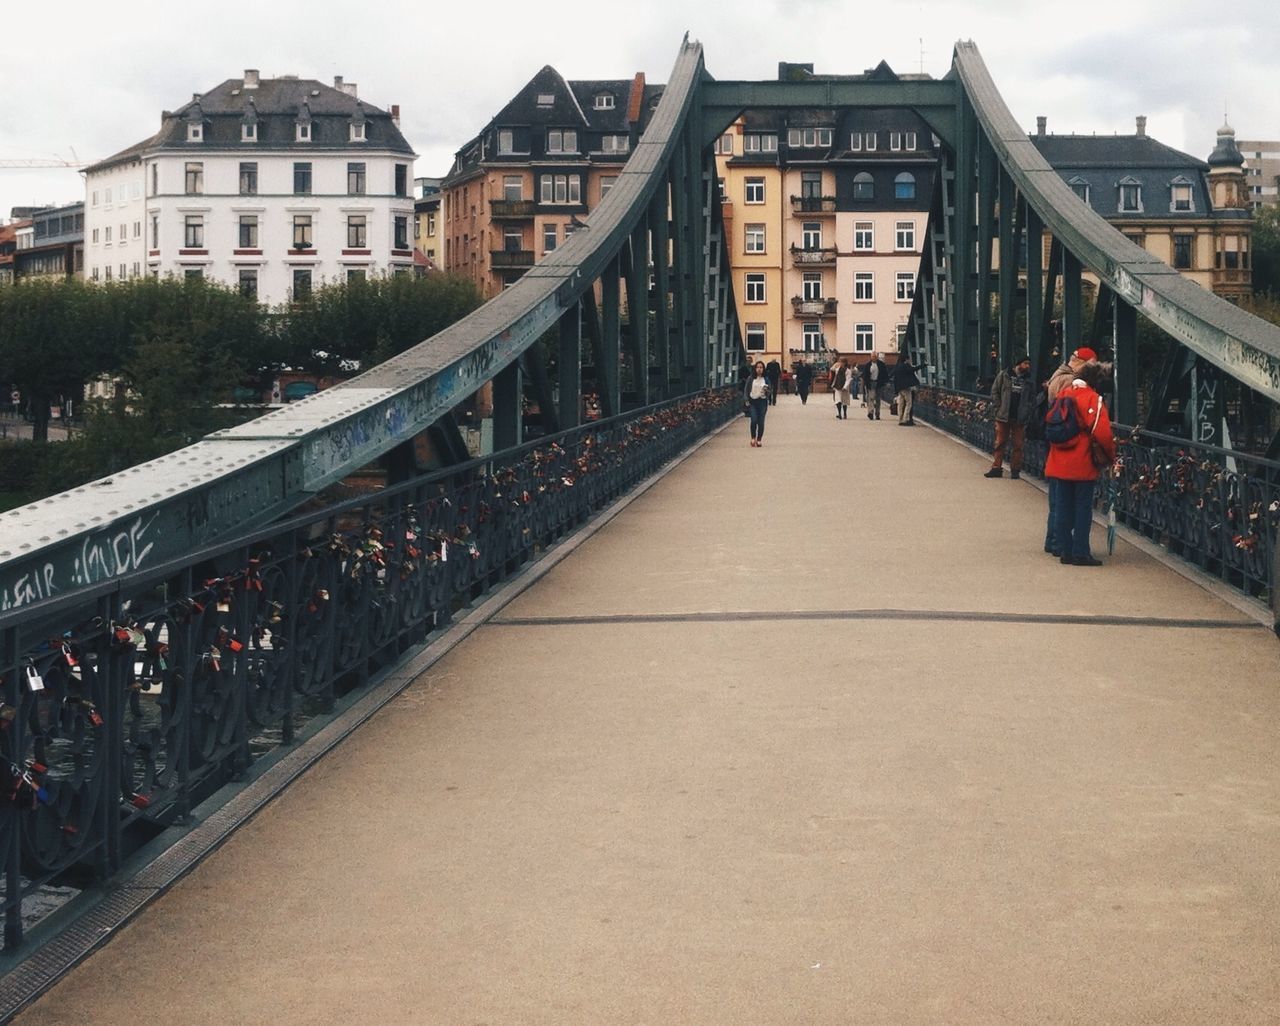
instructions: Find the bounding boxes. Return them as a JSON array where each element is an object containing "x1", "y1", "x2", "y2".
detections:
[
  {"x1": 1135, "y1": 115, "x2": 1147, "y2": 138},
  {"x1": 342, "y1": 81, "x2": 358, "y2": 98},
  {"x1": 390, "y1": 104, "x2": 401, "y2": 127},
  {"x1": 333, "y1": 75, "x2": 343, "y2": 90},
  {"x1": 1036, "y1": 115, "x2": 1047, "y2": 137},
  {"x1": 244, "y1": 69, "x2": 259, "y2": 89}
]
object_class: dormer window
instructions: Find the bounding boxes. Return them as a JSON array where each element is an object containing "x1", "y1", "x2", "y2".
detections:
[
  {"x1": 296, "y1": 122, "x2": 312, "y2": 142},
  {"x1": 1170, "y1": 176, "x2": 1194, "y2": 212},
  {"x1": 593, "y1": 93, "x2": 615, "y2": 110},
  {"x1": 350, "y1": 122, "x2": 367, "y2": 142},
  {"x1": 497, "y1": 129, "x2": 516, "y2": 155},
  {"x1": 242, "y1": 122, "x2": 257, "y2": 142},
  {"x1": 187, "y1": 123, "x2": 203, "y2": 142},
  {"x1": 786, "y1": 128, "x2": 832, "y2": 148},
  {"x1": 547, "y1": 129, "x2": 577, "y2": 154},
  {"x1": 1118, "y1": 176, "x2": 1143, "y2": 213},
  {"x1": 1068, "y1": 176, "x2": 1089, "y2": 203},
  {"x1": 536, "y1": 93, "x2": 555, "y2": 108}
]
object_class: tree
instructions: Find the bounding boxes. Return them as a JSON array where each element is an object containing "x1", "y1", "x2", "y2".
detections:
[{"x1": 1252, "y1": 205, "x2": 1280, "y2": 297}]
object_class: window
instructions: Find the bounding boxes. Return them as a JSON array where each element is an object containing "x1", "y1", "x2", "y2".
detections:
[
  {"x1": 854, "y1": 271, "x2": 874, "y2": 301},
  {"x1": 150, "y1": 164, "x2": 158, "y2": 195},
  {"x1": 1069, "y1": 178, "x2": 1089, "y2": 202},
  {"x1": 104, "y1": 187, "x2": 112, "y2": 205},
  {"x1": 895, "y1": 220, "x2": 916, "y2": 251},
  {"x1": 242, "y1": 122, "x2": 257, "y2": 142},
  {"x1": 296, "y1": 121, "x2": 311, "y2": 142},
  {"x1": 802, "y1": 272, "x2": 823, "y2": 300},
  {"x1": 92, "y1": 228, "x2": 99, "y2": 244},
  {"x1": 104, "y1": 265, "x2": 112, "y2": 281},
  {"x1": 854, "y1": 323, "x2": 875, "y2": 353},
  {"x1": 348, "y1": 162, "x2": 367, "y2": 195},
  {"x1": 503, "y1": 226, "x2": 524, "y2": 251},
  {"x1": 395, "y1": 165, "x2": 408, "y2": 197},
  {"x1": 745, "y1": 178, "x2": 765, "y2": 204},
  {"x1": 547, "y1": 129, "x2": 578, "y2": 154},
  {"x1": 802, "y1": 322, "x2": 822, "y2": 351},
  {"x1": 347, "y1": 215, "x2": 367, "y2": 248},
  {"x1": 350, "y1": 122, "x2": 366, "y2": 142},
  {"x1": 187, "y1": 123, "x2": 202, "y2": 142},
  {"x1": 543, "y1": 223, "x2": 557, "y2": 252},
  {"x1": 119, "y1": 223, "x2": 127, "y2": 244},
  {"x1": 151, "y1": 215, "x2": 158, "y2": 248},
  {"x1": 787, "y1": 128, "x2": 832, "y2": 148},
  {"x1": 294, "y1": 162, "x2": 312, "y2": 195},
  {"x1": 801, "y1": 171, "x2": 823, "y2": 199},
  {"x1": 347, "y1": 268, "x2": 367, "y2": 283},
  {"x1": 183, "y1": 215, "x2": 203, "y2": 248},
  {"x1": 502, "y1": 175, "x2": 523, "y2": 202},
  {"x1": 600, "y1": 135, "x2": 629, "y2": 154},
  {"x1": 854, "y1": 222, "x2": 874, "y2": 251},
  {"x1": 715, "y1": 133, "x2": 734, "y2": 155},
  {"x1": 539, "y1": 174, "x2": 582, "y2": 204},
  {"x1": 91, "y1": 267, "x2": 99, "y2": 280},
  {"x1": 600, "y1": 176, "x2": 618, "y2": 198},
  {"x1": 91, "y1": 191, "x2": 98, "y2": 207},
  {"x1": 133, "y1": 221, "x2": 141, "y2": 238},
  {"x1": 593, "y1": 93, "x2": 615, "y2": 110},
  {"x1": 802, "y1": 222, "x2": 822, "y2": 249},
  {"x1": 744, "y1": 272, "x2": 766, "y2": 303},
  {"x1": 1173, "y1": 234, "x2": 1193, "y2": 269},
  {"x1": 890, "y1": 131, "x2": 917, "y2": 151},
  {"x1": 394, "y1": 215, "x2": 408, "y2": 249},
  {"x1": 498, "y1": 129, "x2": 516, "y2": 155},
  {"x1": 293, "y1": 214, "x2": 312, "y2": 248},
  {"x1": 119, "y1": 263, "x2": 127, "y2": 280},
  {"x1": 239, "y1": 215, "x2": 258, "y2": 248},
  {"x1": 184, "y1": 268, "x2": 203, "y2": 281},
  {"x1": 850, "y1": 132, "x2": 863, "y2": 151},
  {"x1": 563, "y1": 221, "x2": 576, "y2": 239},
  {"x1": 1119, "y1": 178, "x2": 1142, "y2": 212},
  {"x1": 1171, "y1": 179, "x2": 1193, "y2": 212},
  {"x1": 184, "y1": 162, "x2": 203, "y2": 195},
  {"x1": 536, "y1": 93, "x2": 555, "y2": 108},
  {"x1": 853, "y1": 172, "x2": 875, "y2": 201},
  {"x1": 894, "y1": 172, "x2": 916, "y2": 201},
  {"x1": 896, "y1": 272, "x2": 916, "y2": 302},
  {"x1": 745, "y1": 223, "x2": 766, "y2": 253},
  {"x1": 239, "y1": 268, "x2": 258, "y2": 300},
  {"x1": 745, "y1": 323, "x2": 766, "y2": 351},
  {"x1": 105, "y1": 225, "x2": 113, "y2": 243},
  {"x1": 744, "y1": 133, "x2": 778, "y2": 153},
  {"x1": 293, "y1": 268, "x2": 312, "y2": 299},
  {"x1": 717, "y1": 177, "x2": 727, "y2": 202},
  {"x1": 426, "y1": 212, "x2": 436, "y2": 235}
]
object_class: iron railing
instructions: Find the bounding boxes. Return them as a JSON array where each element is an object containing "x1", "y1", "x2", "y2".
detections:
[
  {"x1": 0, "y1": 388, "x2": 737, "y2": 950},
  {"x1": 913, "y1": 386, "x2": 1280, "y2": 604}
]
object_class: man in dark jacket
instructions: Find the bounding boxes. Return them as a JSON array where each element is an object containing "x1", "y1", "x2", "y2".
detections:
[
  {"x1": 859, "y1": 353, "x2": 889, "y2": 420},
  {"x1": 891, "y1": 354, "x2": 920, "y2": 425},
  {"x1": 764, "y1": 358, "x2": 782, "y2": 406},
  {"x1": 984, "y1": 354, "x2": 1035, "y2": 479},
  {"x1": 794, "y1": 360, "x2": 813, "y2": 404}
]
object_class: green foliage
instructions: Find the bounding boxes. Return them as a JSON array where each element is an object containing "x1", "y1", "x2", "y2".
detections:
[{"x1": 1252, "y1": 206, "x2": 1280, "y2": 296}]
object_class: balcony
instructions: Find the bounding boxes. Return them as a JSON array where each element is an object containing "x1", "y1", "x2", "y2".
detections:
[
  {"x1": 491, "y1": 249, "x2": 535, "y2": 268},
  {"x1": 791, "y1": 296, "x2": 838, "y2": 318},
  {"x1": 790, "y1": 195, "x2": 837, "y2": 215},
  {"x1": 489, "y1": 199, "x2": 537, "y2": 219},
  {"x1": 790, "y1": 244, "x2": 837, "y2": 267}
]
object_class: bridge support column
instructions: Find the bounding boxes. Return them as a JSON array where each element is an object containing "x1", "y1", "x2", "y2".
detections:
[
  {"x1": 558, "y1": 303, "x2": 582, "y2": 429},
  {"x1": 998, "y1": 172, "x2": 1018, "y2": 370},
  {"x1": 952, "y1": 98, "x2": 979, "y2": 387},
  {"x1": 599, "y1": 256, "x2": 622, "y2": 416},
  {"x1": 1113, "y1": 299, "x2": 1139, "y2": 424},
  {"x1": 1040, "y1": 237, "x2": 1061, "y2": 372},
  {"x1": 521, "y1": 346, "x2": 558, "y2": 436},
  {"x1": 976, "y1": 134, "x2": 997, "y2": 380},
  {"x1": 493, "y1": 360, "x2": 522, "y2": 451},
  {"x1": 650, "y1": 188, "x2": 672, "y2": 398},
  {"x1": 1063, "y1": 250, "x2": 1083, "y2": 354},
  {"x1": 627, "y1": 222, "x2": 651, "y2": 407},
  {"x1": 1025, "y1": 205, "x2": 1044, "y2": 375}
]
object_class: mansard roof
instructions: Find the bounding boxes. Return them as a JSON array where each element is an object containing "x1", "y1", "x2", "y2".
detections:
[{"x1": 86, "y1": 74, "x2": 413, "y2": 173}]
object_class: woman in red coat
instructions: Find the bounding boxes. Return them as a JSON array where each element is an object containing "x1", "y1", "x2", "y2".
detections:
[{"x1": 1045, "y1": 378, "x2": 1115, "y2": 565}]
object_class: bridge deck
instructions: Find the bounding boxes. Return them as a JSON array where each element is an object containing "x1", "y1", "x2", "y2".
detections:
[{"x1": 17, "y1": 398, "x2": 1280, "y2": 1024}]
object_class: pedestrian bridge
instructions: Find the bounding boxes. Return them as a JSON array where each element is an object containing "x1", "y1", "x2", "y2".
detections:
[{"x1": 9, "y1": 399, "x2": 1279, "y2": 1025}]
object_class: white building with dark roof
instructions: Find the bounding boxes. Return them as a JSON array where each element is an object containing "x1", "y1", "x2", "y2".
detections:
[{"x1": 83, "y1": 70, "x2": 416, "y2": 303}]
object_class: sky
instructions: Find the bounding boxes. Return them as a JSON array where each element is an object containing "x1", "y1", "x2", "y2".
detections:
[{"x1": 2, "y1": 0, "x2": 1276, "y2": 215}]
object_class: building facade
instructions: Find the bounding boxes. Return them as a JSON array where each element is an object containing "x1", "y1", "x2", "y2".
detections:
[
  {"x1": 1238, "y1": 138, "x2": 1280, "y2": 210},
  {"x1": 83, "y1": 70, "x2": 416, "y2": 303},
  {"x1": 1032, "y1": 116, "x2": 1252, "y2": 302},
  {"x1": 414, "y1": 176, "x2": 442, "y2": 270},
  {"x1": 442, "y1": 66, "x2": 661, "y2": 298},
  {"x1": 715, "y1": 62, "x2": 936, "y2": 371},
  {"x1": 14, "y1": 202, "x2": 83, "y2": 280}
]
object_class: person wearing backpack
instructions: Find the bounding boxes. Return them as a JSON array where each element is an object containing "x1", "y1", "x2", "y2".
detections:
[
  {"x1": 983, "y1": 354, "x2": 1035, "y2": 478},
  {"x1": 1045, "y1": 375, "x2": 1115, "y2": 565}
]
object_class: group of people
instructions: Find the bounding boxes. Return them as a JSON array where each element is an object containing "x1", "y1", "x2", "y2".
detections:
[
  {"x1": 983, "y1": 346, "x2": 1116, "y2": 566},
  {"x1": 741, "y1": 350, "x2": 922, "y2": 446}
]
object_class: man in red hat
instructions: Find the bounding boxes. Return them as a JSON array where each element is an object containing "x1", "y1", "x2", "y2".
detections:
[{"x1": 1048, "y1": 346, "x2": 1097, "y2": 401}]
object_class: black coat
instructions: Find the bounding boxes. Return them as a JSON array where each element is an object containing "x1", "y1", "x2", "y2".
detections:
[
  {"x1": 765, "y1": 360, "x2": 782, "y2": 383},
  {"x1": 891, "y1": 361, "x2": 920, "y2": 391},
  {"x1": 860, "y1": 359, "x2": 889, "y2": 390}
]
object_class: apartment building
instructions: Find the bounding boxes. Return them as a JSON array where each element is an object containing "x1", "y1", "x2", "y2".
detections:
[
  {"x1": 83, "y1": 70, "x2": 416, "y2": 303},
  {"x1": 1238, "y1": 138, "x2": 1280, "y2": 210},
  {"x1": 414, "y1": 176, "x2": 442, "y2": 270},
  {"x1": 14, "y1": 202, "x2": 83, "y2": 280}
]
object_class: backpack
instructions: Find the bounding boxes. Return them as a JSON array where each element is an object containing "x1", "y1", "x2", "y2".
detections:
[
  {"x1": 1025, "y1": 388, "x2": 1050, "y2": 440},
  {"x1": 833, "y1": 367, "x2": 847, "y2": 390},
  {"x1": 1044, "y1": 394, "x2": 1081, "y2": 446}
]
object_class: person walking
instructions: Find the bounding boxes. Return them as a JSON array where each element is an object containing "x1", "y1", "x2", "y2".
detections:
[
  {"x1": 860, "y1": 352, "x2": 888, "y2": 420},
  {"x1": 983, "y1": 354, "x2": 1035, "y2": 478},
  {"x1": 892, "y1": 353, "x2": 920, "y2": 426},
  {"x1": 830, "y1": 358, "x2": 852, "y2": 419},
  {"x1": 744, "y1": 360, "x2": 771, "y2": 447},
  {"x1": 795, "y1": 360, "x2": 813, "y2": 405},
  {"x1": 1045, "y1": 372, "x2": 1115, "y2": 565},
  {"x1": 765, "y1": 358, "x2": 782, "y2": 406}
]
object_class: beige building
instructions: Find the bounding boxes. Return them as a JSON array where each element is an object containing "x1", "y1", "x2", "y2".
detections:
[{"x1": 1238, "y1": 138, "x2": 1280, "y2": 210}]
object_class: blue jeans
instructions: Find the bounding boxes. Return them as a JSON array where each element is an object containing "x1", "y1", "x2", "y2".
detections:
[
  {"x1": 749, "y1": 397, "x2": 768, "y2": 440},
  {"x1": 1055, "y1": 479, "x2": 1096, "y2": 558}
]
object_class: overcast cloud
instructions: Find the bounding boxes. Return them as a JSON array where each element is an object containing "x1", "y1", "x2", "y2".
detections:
[{"x1": 2, "y1": 0, "x2": 1276, "y2": 215}]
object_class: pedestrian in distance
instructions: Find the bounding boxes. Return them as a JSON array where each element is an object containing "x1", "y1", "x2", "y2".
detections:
[
  {"x1": 744, "y1": 360, "x2": 772, "y2": 447},
  {"x1": 765, "y1": 357, "x2": 782, "y2": 406},
  {"x1": 892, "y1": 353, "x2": 920, "y2": 426},
  {"x1": 795, "y1": 360, "x2": 813, "y2": 405},
  {"x1": 1045, "y1": 368, "x2": 1115, "y2": 565},
  {"x1": 860, "y1": 352, "x2": 889, "y2": 420},
  {"x1": 983, "y1": 354, "x2": 1035, "y2": 478},
  {"x1": 830, "y1": 358, "x2": 852, "y2": 419},
  {"x1": 1041, "y1": 346, "x2": 1105, "y2": 548}
]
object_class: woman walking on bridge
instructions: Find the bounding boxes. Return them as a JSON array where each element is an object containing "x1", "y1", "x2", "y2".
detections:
[{"x1": 744, "y1": 360, "x2": 771, "y2": 447}]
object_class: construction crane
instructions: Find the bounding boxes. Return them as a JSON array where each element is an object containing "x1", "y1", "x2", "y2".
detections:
[{"x1": 0, "y1": 150, "x2": 92, "y2": 170}]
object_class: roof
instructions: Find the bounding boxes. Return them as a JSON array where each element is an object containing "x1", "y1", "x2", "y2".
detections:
[
  {"x1": 85, "y1": 74, "x2": 413, "y2": 174},
  {"x1": 1030, "y1": 133, "x2": 1208, "y2": 170}
]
